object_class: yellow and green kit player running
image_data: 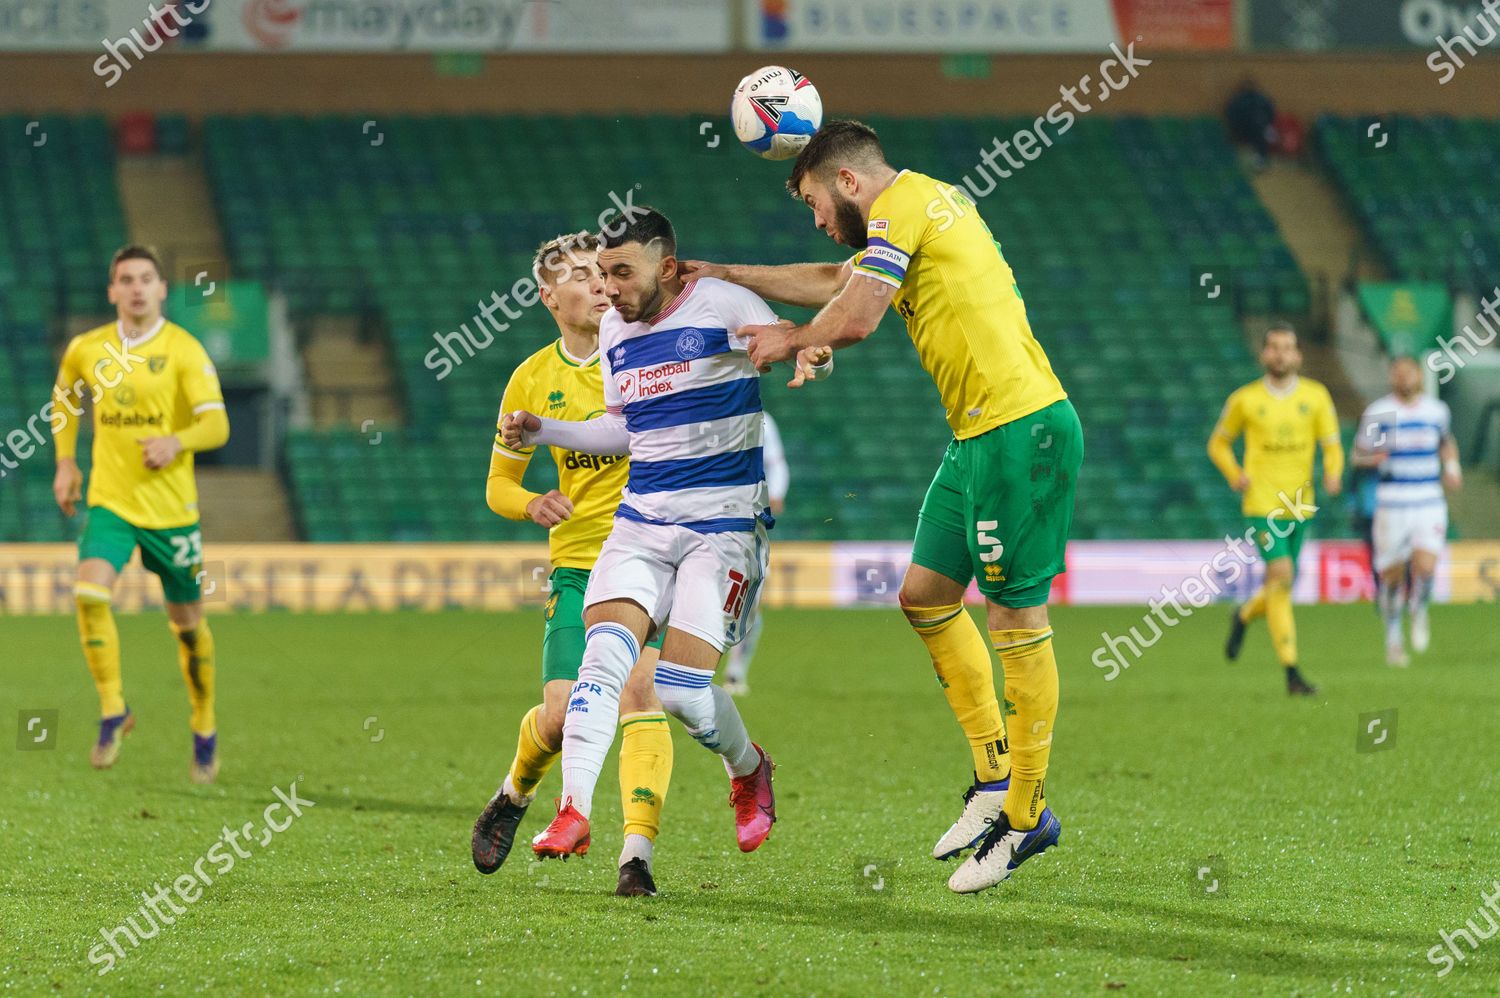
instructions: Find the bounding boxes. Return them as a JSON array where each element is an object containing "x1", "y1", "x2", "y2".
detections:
[
  {"x1": 1210, "y1": 323, "x2": 1343, "y2": 695},
  {"x1": 470, "y1": 230, "x2": 674, "y2": 898},
  {"x1": 683, "y1": 120, "x2": 1082, "y2": 895},
  {"x1": 51, "y1": 244, "x2": 229, "y2": 783}
]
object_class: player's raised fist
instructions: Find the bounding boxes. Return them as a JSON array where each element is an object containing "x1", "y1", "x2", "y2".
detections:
[
  {"x1": 741, "y1": 319, "x2": 797, "y2": 370},
  {"x1": 502, "y1": 411, "x2": 542, "y2": 449},
  {"x1": 525, "y1": 489, "x2": 574, "y2": 528}
]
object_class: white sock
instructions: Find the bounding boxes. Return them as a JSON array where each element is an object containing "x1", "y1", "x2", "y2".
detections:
[
  {"x1": 500, "y1": 774, "x2": 534, "y2": 806},
  {"x1": 655, "y1": 661, "x2": 760, "y2": 777},
  {"x1": 619, "y1": 833, "x2": 653, "y2": 869},
  {"x1": 561, "y1": 623, "x2": 639, "y2": 818},
  {"x1": 1378, "y1": 579, "x2": 1404, "y2": 644},
  {"x1": 725, "y1": 610, "x2": 762, "y2": 683}
]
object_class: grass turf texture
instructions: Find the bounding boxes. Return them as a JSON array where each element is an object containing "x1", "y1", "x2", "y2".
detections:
[{"x1": 3, "y1": 604, "x2": 1498, "y2": 996}]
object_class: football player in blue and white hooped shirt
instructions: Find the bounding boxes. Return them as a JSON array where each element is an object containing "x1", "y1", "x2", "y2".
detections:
[
  {"x1": 1353, "y1": 355, "x2": 1463, "y2": 667},
  {"x1": 502, "y1": 207, "x2": 832, "y2": 867}
]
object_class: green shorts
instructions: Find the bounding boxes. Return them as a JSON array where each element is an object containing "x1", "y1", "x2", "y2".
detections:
[
  {"x1": 78, "y1": 506, "x2": 205, "y2": 604},
  {"x1": 1246, "y1": 515, "x2": 1309, "y2": 568},
  {"x1": 542, "y1": 567, "x2": 664, "y2": 684},
  {"x1": 911, "y1": 398, "x2": 1083, "y2": 608}
]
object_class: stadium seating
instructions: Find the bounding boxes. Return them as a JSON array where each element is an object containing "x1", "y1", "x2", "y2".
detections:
[
  {"x1": 200, "y1": 113, "x2": 1305, "y2": 541},
  {"x1": 0, "y1": 115, "x2": 125, "y2": 542},
  {"x1": 1316, "y1": 114, "x2": 1498, "y2": 296}
]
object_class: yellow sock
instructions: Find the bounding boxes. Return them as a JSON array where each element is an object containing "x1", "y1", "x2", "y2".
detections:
[
  {"x1": 507, "y1": 704, "x2": 560, "y2": 798},
  {"x1": 1265, "y1": 579, "x2": 1298, "y2": 667},
  {"x1": 619, "y1": 711, "x2": 673, "y2": 840},
  {"x1": 171, "y1": 619, "x2": 217, "y2": 735},
  {"x1": 905, "y1": 601, "x2": 1009, "y2": 783},
  {"x1": 991, "y1": 628, "x2": 1059, "y2": 831},
  {"x1": 77, "y1": 583, "x2": 124, "y2": 717},
  {"x1": 1239, "y1": 588, "x2": 1267, "y2": 623}
]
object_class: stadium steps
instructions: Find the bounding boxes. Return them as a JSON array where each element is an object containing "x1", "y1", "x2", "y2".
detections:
[
  {"x1": 196, "y1": 468, "x2": 296, "y2": 542},
  {"x1": 117, "y1": 154, "x2": 226, "y2": 282},
  {"x1": 1296, "y1": 341, "x2": 1368, "y2": 426},
  {"x1": 301, "y1": 316, "x2": 403, "y2": 429},
  {"x1": 1249, "y1": 159, "x2": 1387, "y2": 295}
]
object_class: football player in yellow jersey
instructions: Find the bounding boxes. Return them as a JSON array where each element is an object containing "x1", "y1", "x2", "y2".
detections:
[
  {"x1": 469, "y1": 230, "x2": 674, "y2": 898},
  {"x1": 683, "y1": 120, "x2": 1081, "y2": 894},
  {"x1": 1209, "y1": 324, "x2": 1344, "y2": 696},
  {"x1": 50, "y1": 245, "x2": 229, "y2": 783}
]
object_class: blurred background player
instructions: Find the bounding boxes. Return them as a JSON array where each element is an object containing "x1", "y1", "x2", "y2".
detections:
[
  {"x1": 51, "y1": 245, "x2": 229, "y2": 783},
  {"x1": 471, "y1": 230, "x2": 674, "y2": 898},
  {"x1": 699, "y1": 120, "x2": 1082, "y2": 895},
  {"x1": 721, "y1": 410, "x2": 788, "y2": 697},
  {"x1": 1353, "y1": 355, "x2": 1463, "y2": 667},
  {"x1": 1211, "y1": 324, "x2": 1343, "y2": 695}
]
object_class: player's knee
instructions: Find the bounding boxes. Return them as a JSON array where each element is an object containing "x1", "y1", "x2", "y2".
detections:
[
  {"x1": 620, "y1": 676, "x2": 662, "y2": 715},
  {"x1": 651, "y1": 670, "x2": 710, "y2": 719},
  {"x1": 1264, "y1": 560, "x2": 1294, "y2": 587}
]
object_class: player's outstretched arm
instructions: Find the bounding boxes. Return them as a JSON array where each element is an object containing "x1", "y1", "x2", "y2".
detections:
[
  {"x1": 680, "y1": 259, "x2": 852, "y2": 309},
  {"x1": 741, "y1": 272, "x2": 890, "y2": 371},
  {"x1": 504, "y1": 410, "x2": 630, "y2": 457}
]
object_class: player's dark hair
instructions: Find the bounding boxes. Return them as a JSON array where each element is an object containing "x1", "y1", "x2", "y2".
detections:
[
  {"x1": 599, "y1": 205, "x2": 676, "y2": 259},
  {"x1": 1261, "y1": 323, "x2": 1298, "y2": 347},
  {"x1": 110, "y1": 244, "x2": 163, "y2": 281},
  {"x1": 786, "y1": 119, "x2": 887, "y2": 198}
]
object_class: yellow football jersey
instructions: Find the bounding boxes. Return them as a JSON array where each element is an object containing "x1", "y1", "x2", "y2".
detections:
[
  {"x1": 852, "y1": 169, "x2": 1066, "y2": 439},
  {"x1": 491, "y1": 340, "x2": 628, "y2": 570},
  {"x1": 1211, "y1": 377, "x2": 1342, "y2": 517},
  {"x1": 53, "y1": 319, "x2": 224, "y2": 530}
]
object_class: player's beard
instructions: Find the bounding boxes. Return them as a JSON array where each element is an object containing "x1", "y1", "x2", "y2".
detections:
[
  {"x1": 632, "y1": 279, "x2": 664, "y2": 323},
  {"x1": 833, "y1": 193, "x2": 868, "y2": 249}
]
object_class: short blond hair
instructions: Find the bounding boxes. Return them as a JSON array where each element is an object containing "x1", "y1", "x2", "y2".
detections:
[{"x1": 532, "y1": 230, "x2": 600, "y2": 288}]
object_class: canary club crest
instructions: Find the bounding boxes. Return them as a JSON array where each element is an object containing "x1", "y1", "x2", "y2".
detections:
[{"x1": 149, "y1": 355, "x2": 167, "y2": 373}]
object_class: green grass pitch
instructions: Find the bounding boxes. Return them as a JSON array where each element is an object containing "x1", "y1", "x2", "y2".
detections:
[{"x1": 4, "y1": 604, "x2": 1498, "y2": 995}]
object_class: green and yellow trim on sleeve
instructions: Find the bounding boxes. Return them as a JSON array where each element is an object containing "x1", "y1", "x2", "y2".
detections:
[{"x1": 852, "y1": 222, "x2": 911, "y2": 289}]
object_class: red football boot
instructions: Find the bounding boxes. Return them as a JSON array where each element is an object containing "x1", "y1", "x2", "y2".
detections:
[
  {"x1": 729, "y1": 744, "x2": 776, "y2": 852},
  {"x1": 531, "y1": 797, "x2": 591, "y2": 859}
]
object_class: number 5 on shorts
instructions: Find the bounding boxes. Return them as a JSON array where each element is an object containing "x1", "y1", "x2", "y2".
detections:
[{"x1": 976, "y1": 520, "x2": 1003, "y2": 563}]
